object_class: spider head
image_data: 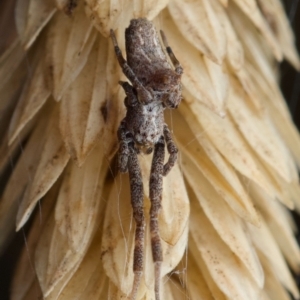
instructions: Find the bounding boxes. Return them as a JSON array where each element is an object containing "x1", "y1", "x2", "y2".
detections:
[{"x1": 148, "y1": 69, "x2": 182, "y2": 109}]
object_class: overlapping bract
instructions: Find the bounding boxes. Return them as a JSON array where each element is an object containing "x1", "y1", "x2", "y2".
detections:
[{"x1": 0, "y1": 0, "x2": 300, "y2": 299}]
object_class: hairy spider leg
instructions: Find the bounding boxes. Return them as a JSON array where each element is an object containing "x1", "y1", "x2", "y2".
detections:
[
  {"x1": 110, "y1": 29, "x2": 154, "y2": 104},
  {"x1": 117, "y1": 120, "x2": 130, "y2": 172},
  {"x1": 118, "y1": 121, "x2": 146, "y2": 300},
  {"x1": 119, "y1": 81, "x2": 139, "y2": 107},
  {"x1": 162, "y1": 124, "x2": 178, "y2": 176},
  {"x1": 127, "y1": 145, "x2": 146, "y2": 300},
  {"x1": 160, "y1": 30, "x2": 183, "y2": 75},
  {"x1": 149, "y1": 136, "x2": 165, "y2": 300}
]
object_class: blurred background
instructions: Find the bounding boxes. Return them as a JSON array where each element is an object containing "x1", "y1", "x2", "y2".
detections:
[
  {"x1": 281, "y1": 0, "x2": 300, "y2": 129},
  {"x1": 0, "y1": 0, "x2": 300, "y2": 299},
  {"x1": 280, "y1": 0, "x2": 300, "y2": 294}
]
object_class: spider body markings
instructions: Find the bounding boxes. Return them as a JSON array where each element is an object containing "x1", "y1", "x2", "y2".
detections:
[
  {"x1": 120, "y1": 82, "x2": 164, "y2": 155},
  {"x1": 110, "y1": 18, "x2": 183, "y2": 300}
]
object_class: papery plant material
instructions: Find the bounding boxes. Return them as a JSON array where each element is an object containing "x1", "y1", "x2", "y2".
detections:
[
  {"x1": 0, "y1": 108, "x2": 50, "y2": 254},
  {"x1": 11, "y1": 182, "x2": 59, "y2": 300},
  {"x1": 182, "y1": 154, "x2": 264, "y2": 287},
  {"x1": 162, "y1": 10, "x2": 228, "y2": 116},
  {"x1": 15, "y1": 0, "x2": 56, "y2": 49},
  {"x1": 8, "y1": 56, "x2": 51, "y2": 145},
  {"x1": 1, "y1": 0, "x2": 300, "y2": 300},
  {"x1": 170, "y1": 107, "x2": 260, "y2": 225},
  {"x1": 169, "y1": 0, "x2": 227, "y2": 65},
  {"x1": 46, "y1": 2, "x2": 97, "y2": 102},
  {"x1": 16, "y1": 104, "x2": 70, "y2": 230}
]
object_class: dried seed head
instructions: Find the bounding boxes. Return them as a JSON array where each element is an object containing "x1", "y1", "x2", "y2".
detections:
[{"x1": 1, "y1": 1, "x2": 300, "y2": 300}]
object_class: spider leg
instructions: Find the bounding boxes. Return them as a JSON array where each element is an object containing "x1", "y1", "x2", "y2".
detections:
[
  {"x1": 119, "y1": 81, "x2": 139, "y2": 107},
  {"x1": 149, "y1": 136, "x2": 165, "y2": 300},
  {"x1": 117, "y1": 120, "x2": 132, "y2": 173},
  {"x1": 127, "y1": 143, "x2": 146, "y2": 300},
  {"x1": 162, "y1": 124, "x2": 178, "y2": 176},
  {"x1": 110, "y1": 30, "x2": 153, "y2": 104},
  {"x1": 160, "y1": 30, "x2": 183, "y2": 75}
]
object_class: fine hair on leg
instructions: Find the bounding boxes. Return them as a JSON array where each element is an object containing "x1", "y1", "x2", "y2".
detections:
[
  {"x1": 162, "y1": 124, "x2": 178, "y2": 176},
  {"x1": 160, "y1": 30, "x2": 183, "y2": 75},
  {"x1": 149, "y1": 136, "x2": 165, "y2": 300},
  {"x1": 127, "y1": 144, "x2": 146, "y2": 300}
]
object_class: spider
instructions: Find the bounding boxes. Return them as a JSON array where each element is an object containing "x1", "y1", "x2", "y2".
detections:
[{"x1": 110, "y1": 18, "x2": 183, "y2": 300}]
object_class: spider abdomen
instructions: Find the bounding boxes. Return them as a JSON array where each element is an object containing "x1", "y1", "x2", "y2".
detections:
[
  {"x1": 124, "y1": 18, "x2": 182, "y2": 109},
  {"x1": 125, "y1": 18, "x2": 170, "y2": 79}
]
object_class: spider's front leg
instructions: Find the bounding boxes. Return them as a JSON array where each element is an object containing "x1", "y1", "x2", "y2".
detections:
[
  {"x1": 110, "y1": 30, "x2": 153, "y2": 104},
  {"x1": 162, "y1": 124, "x2": 178, "y2": 176},
  {"x1": 149, "y1": 136, "x2": 165, "y2": 300}
]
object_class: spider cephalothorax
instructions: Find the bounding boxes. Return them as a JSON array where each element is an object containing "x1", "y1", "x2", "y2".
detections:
[
  {"x1": 110, "y1": 18, "x2": 183, "y2": 300},
  {"x1": 119, "y1": 81, "x2": 165, "y2": 154}
]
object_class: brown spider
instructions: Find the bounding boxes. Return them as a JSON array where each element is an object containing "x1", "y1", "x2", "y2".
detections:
[{"x1": 110, "y1": 18, "x2": 183, "y2": 300}]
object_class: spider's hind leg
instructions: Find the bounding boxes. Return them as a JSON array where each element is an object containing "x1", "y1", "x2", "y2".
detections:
[
  {"x1": 127, "y1": 143, "x2": 146, "y2": 300},
  {"x1": 149, "y1": 135, "x2": 165, "y2": 300}
]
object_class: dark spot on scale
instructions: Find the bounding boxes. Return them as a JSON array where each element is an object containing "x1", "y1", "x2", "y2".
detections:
[
  {"x1": 64, "y1": 0, "x2": 78, "y2": 16},
  {"x1": 101, "y1": 103, "x2": 108, "y2": 122},
  {"x1": 48, "y1": 65, "x2": 53, "y2": 79}
]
